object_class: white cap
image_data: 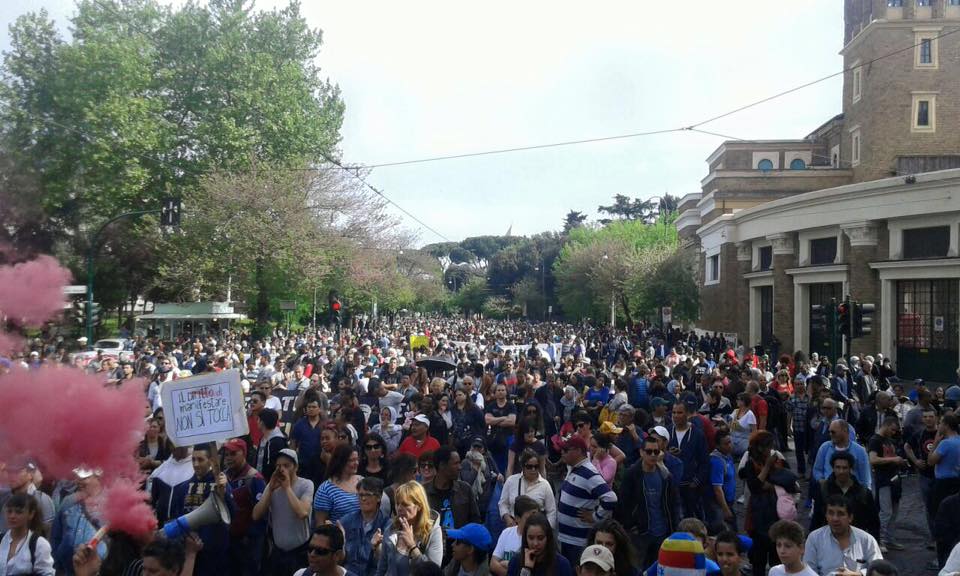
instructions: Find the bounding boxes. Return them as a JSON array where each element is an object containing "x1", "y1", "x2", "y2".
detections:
[
  {"x1": 413, "y1": 414, "x2": 430, "y2": 426},
  {"x1": 650, "y1": 425, "x2": 670, "y2": 440},
  {"x1": 580, "y1": 545, "x2": 615, "y2": 571}
]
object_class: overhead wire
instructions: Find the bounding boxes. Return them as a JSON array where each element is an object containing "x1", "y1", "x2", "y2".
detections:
[{"x1": 2, "y1": 17, "x2": 956, "y2": 239}]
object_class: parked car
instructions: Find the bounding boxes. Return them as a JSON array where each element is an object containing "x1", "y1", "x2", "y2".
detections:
[{"x1": 70, "y1": 338, "x2": 133, "y2": 367}]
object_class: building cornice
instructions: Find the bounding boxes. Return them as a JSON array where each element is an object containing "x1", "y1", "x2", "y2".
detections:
[
  {"x1": 728, "y1": 169, "x2": 960, "y2": 230},
  {"x1": 701, "y1": 168, "x2": 851, "y2": 188},
  {"x1": 869, "y1": 258, "x2": 960, "y2": 270},
  {"x1": 743, "y1": 270, "x2": 774, "y2": 280},
  {"x1": 841, "y1": 20, "x2": 950, "y2": 56},
  {"x1": 786, "y1": 264, "x2": 849, "y2": 276}
]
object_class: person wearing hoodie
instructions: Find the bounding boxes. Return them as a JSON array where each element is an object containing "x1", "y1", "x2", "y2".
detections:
[
  {"x1": 176, "y1": 443, "x2": 232, "y2": 576},
  {"x1": 256, "y1": 408, "x2": 288, "y2": 481},
  {"x1": 373, "y1": 406, "x2": 404, "y2": 454},
  {"x1": 376, "y1": 481, "x2": 444, "y2": 576},
  {"x1": 149, "y1": 446, "x2": 194, "y2": 525}
]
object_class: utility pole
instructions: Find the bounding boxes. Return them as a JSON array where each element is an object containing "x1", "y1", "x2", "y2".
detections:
[{"x1": 610, "y1": 289, "x2": 616, "y2": 328}]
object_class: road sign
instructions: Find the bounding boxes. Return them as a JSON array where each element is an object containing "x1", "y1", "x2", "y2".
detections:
[
  {"x1": 279, "y1": 300, "x2": 296, "y2": 311},
  {"x1": 661, "y1": 306, "x2": 672, "y2": 324},
  {"x1": 63, "y1": 285, "x2": 87, "y2": 295}
]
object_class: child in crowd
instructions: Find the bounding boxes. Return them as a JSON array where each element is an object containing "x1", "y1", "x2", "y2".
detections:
[{"x1": 768, "y1": 520, "x2": 817, "y2": 576}]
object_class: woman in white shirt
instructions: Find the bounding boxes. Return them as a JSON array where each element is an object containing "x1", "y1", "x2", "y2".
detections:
[
  {"x1": 0, "y1": 493, "x2": 55, "y2": 576},
  {"x1": 497, "y1": 449, "x2": 557, "y2": 531},
  {"x1": 729, "y1": 392, "x2": 757, "y2": 458}
]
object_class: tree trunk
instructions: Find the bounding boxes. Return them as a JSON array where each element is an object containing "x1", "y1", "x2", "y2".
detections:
[
  {"x1": 255, "y1": 256, "x2": 270, "y2": 335},
  {"x1": 617, "y1": 291, "x2": 635, "y2": 328}
]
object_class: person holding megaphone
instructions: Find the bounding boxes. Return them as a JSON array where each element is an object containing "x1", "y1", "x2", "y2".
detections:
[{"x1": 162, "y1": 443, "x2": 233, "y2": 576}]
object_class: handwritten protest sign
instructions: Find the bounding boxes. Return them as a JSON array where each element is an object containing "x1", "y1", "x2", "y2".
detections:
[{"x1": 161, "y1": 370, "x2": 249, "y2": 447}]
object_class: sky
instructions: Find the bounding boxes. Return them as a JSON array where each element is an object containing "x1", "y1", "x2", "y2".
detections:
[{"x1": 0, "y1": 1, "x2": 845, "y2": 246}]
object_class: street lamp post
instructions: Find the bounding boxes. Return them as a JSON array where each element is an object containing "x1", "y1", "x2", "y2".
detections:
[
  {"x1": 534, "y1": 257, "x2": 546, "y2": 320},
  {"x1": 86, "y1": 208, "x2": 163, "y2": 345},
  {"x1": 602, "y1": 253, "x2": 615, "y2": 328}
]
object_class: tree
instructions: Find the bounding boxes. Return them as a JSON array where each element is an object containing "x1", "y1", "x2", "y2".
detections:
[
  {"x1": 597, "y1": 194, "x2": 657, "y2": 224},
  {"x1": 562, "y1": 210, "x2": 587, "y2": 234},
  {"x1": 0, "y1": 0, "x2": 345, "y2": 309},
  {"x1": 156, "y1": 163, "x2": 401, "y2": 332},
  {"x1": 553, "y1": 218, "x2": 678, "y2": 325},
  {"x1": 633, "y1": 248, "x2": 699, "y2": 324},
  {"x1": 454, "y1": 277, "x2": 490, "y2": 316},
  {"x1": 659, "y1": 193, "x2": 681, "y2": 215}
]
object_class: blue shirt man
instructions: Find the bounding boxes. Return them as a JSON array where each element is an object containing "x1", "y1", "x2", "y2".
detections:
[{"x1": 813, "y1": 419, "x2": 873, "y2": 491}]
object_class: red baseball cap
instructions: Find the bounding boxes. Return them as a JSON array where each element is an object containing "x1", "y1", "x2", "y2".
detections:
[
  {"x1": 223, "y1": 438, "x2": 247, "y2": 454},
  {"x1": 560, "y1": 436, "x2": 589, "y2": 453}
]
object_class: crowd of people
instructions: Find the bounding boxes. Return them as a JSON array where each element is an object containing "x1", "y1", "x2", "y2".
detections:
[{"x1": 3, "y1": 316, "x2": 960, "y2": 576}]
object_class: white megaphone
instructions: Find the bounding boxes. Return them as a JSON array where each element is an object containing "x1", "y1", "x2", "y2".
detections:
[{"x1": 162, "y1": 492, "x2": 231, "y2": 539}]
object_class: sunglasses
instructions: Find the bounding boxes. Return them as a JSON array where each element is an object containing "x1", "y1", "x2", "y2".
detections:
[
  {"x1": 644, "y1": 449, "x2": 661, "y2": 455},
  {"x1": 365, "y1": 444, "x2": 382, "y2": 450},
  {"x1": 523, "y1": 464, "x2": 539, "y2": 471},
  {"x1": 308, "y1": 546, "x2": 336, "y2": 556},
  {"x1": 358, "y1": 491, "x2": 380, "y2": 499}
]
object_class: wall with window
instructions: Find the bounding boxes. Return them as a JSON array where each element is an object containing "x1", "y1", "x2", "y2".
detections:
[
  {"x1": 842, "y1": 18, "x2": 960, "y2": 182},
  {"x1": 888, "y1": 214, "x2": 960, "y2": 259}
]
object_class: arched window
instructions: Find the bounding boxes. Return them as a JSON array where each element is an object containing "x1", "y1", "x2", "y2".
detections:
[
  {"x1": 790, "y1": 158, "x2": 807, "y2": 170},
  {"x1": 757, "y1": 159, "x2": 774, "y2": 172}
]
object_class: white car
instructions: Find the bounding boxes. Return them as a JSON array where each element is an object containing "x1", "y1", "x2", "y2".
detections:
[{"x1": 70, "y1": 338, "x2": 134, "y2": 366}]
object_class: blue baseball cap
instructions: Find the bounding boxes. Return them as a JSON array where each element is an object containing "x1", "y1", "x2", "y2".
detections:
[{"x1": 447, "y1": 523, "x2": 492, "y2": 551}]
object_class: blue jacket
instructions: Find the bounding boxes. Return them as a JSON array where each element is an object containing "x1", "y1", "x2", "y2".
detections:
[
  {"x1": 667, "y1": 425, "x2": 709, "y2": 486},
  {"x1": 341, "y1": 508, "x2": 390, "y2": 576},
  {"x1": 630, "y1": 376, "x2": 650, "y2": 411},
  {"x1": 813, "y1": 440, "x2": 873, "y2": 491},
  {"x1": 50, "y1": 495, "x2": 107, "y2": 575}
]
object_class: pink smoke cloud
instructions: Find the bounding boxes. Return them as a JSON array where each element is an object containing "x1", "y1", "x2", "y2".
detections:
[
  {"x1": 95, "y1": 478, "x2": 158, "y2": 539},
  {"x1": 0, "y1": 255, "x2": 72, "y2": 326},
  {"x1": 0, "y1": 332, "x2": 22, "y2": 356},
  {"x1": 0, "y1": 369, "x2": 147, "y2": 480}
]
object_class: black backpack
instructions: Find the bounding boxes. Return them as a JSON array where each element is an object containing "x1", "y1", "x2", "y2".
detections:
[
  {"x1": 761, "y1": 390, "x2": 785, "y2": 434},
  {"x1": 1, "y1": 530, "x2": 39, "y2": 566}
]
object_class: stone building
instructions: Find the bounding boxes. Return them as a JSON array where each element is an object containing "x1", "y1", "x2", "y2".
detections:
[{"x1": 681, "y1": 0, "x2": 960, "y2": 381}]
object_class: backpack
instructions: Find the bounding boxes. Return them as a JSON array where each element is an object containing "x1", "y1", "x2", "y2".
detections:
[
  {"x1": 775, "y1": 485, "x2": 798, "y2": 520},
  {"x1": 1, "y1": 530, "x2": 39, "y2": 567},
  {"x1": 762, "y1": 390, "x2": 785, "y2": 434}
]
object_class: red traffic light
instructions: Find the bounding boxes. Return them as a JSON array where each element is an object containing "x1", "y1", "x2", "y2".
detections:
[{"x1": 332, "y1": 301, "x2": 341, "y2": 311}]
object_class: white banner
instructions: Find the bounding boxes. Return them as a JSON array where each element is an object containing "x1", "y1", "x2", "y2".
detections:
[{"x1": 161, "y1": 369, "x2": 249, "y2": 447}]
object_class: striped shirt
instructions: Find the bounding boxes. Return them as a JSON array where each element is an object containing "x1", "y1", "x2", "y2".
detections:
[
  {"x1": 557, "y1": 458, "x2": 617, "y2": 547},
  {"x1": 312, "y1": 480, "x2": 360, "y2": 524}
]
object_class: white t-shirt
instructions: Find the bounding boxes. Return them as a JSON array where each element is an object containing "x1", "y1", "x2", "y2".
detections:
[
  {"x1": 493, "y1": 526, "x2": 521, "y2": 564},
  {"x1": 265, "y1": 396, "x2": 283, "y2": 412},
  {"x1": 768, "y1": 564, "x2": 818, "y2": 576},
  {"x1": 738, "y1": 409, "x2": 757, "y2": 429}
]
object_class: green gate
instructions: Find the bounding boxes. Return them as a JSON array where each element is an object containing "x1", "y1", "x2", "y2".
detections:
[{"x1": 896, "y1": 279, "x2": 959, "y2": 382}]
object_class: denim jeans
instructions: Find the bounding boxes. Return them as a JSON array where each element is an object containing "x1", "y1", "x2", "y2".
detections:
[
  {"x1": 876, "y1": 483, "x2": 901, "y2": 544},
  {"x1": 919, "y1": 475, "x2": 935, "y2": 536}
]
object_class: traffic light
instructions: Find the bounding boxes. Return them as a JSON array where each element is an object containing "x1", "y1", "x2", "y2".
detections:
[
  {"x1": 854, "y1": 302, "x2": 875, "y2": 337},
  {"x1": 328, "y1": 290, "x2": 342, "y2": 326},
  {"x1": 160, "y1": 197, "x2": 181, "y2": 227},
  {"x1": 73, "y1": 300, "x2": 85, "y2": 325},
  {"x1": 87, "y1": 302, "x2": 102, "y2": 326},
  {"x1": 811, "y1": 304, "x2": 827, "y2": 333},
  {"x1": 837, "y1": 300, "x2": 850, "y2": 337}
]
